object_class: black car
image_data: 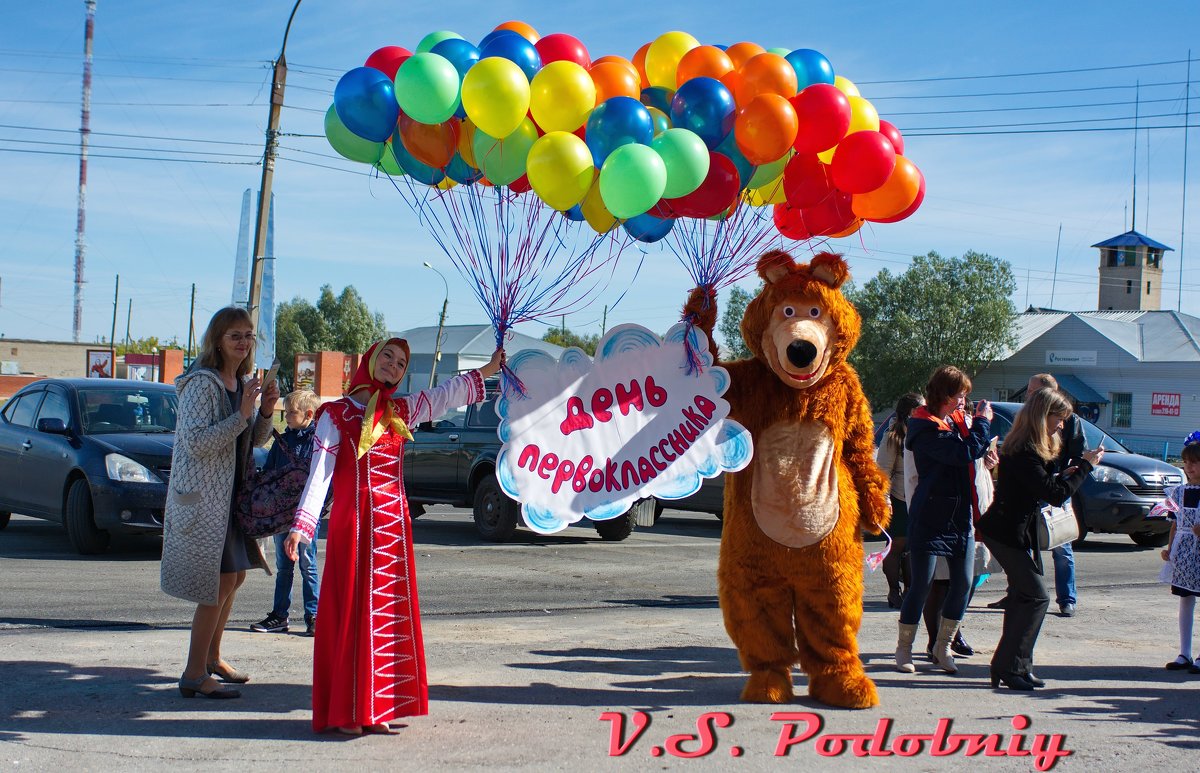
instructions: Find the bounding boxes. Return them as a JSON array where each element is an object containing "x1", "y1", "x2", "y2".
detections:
[{"x1": 0, "y1": 379, "x2": 177, "y2": 554}]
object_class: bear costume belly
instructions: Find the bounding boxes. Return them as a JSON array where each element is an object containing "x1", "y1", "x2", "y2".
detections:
[{"x1": 751, "y1": 420, "x2": 839, "y2": 548}]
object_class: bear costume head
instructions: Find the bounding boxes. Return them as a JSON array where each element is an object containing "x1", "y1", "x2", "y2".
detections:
[{"x1": 741, "y1": 250, "x2": 858, "y2": 391}]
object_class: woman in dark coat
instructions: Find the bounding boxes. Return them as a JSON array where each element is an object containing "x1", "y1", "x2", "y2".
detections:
[
  {"x1": 977, "y1": 388, "x2": 1103, "y2": 690},
  {"x1": 894, "y1": 366, "x2": 991, "y2": 675}
]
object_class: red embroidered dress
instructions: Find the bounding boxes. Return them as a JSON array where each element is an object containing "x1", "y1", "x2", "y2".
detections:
[{"x1": 291, "y1": 369, "x2": 485, "y2": 732}]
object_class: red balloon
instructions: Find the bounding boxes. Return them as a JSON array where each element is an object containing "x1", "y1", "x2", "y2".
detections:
[
  {"x1": 665, "y1": 152, "x2": 740, "y2": 218},
  {"x1": 830, "y1": 130, "x2": 897, "y2": 194},
  {"x1": 509, "y1": 174, "x2": 532, "y2": 194},
  {"x1": 647, "y1": 200, "x2": 681, "y2": 218},
  {"x1": 870, "y1": 168, "x2": 925, "y2": 223},
  {"x1": 800, "y1": 190, "x2": 856, "y2": 236},
  {"x1": 789, "y1": 84, "x2": 851, "y2": 154},
  {"x1": 773, "y1": 203, "x2": 810, "y2": 240},
  {"x1": 535, "y1": 33, "x2": 590, "y2": 68},
  {"x1": 782, "y1": 153, "x2": 835, "y2": 209},
  {"x1": 398, "y1": 114, "x2": 459, "y2": 169},
  {"x1": 878, "y1": 119, "x2": 904, "y2": 155},
  {"x1": 365, "y1": 46, "x2": 412, "y2": 79}
]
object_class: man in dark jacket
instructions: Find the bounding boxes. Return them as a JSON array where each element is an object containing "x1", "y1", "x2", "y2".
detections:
[{"x1": 1028, "y1": 374, "x2": 1087, "y2": 617}]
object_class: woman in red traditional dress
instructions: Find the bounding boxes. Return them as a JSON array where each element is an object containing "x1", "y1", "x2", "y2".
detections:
[{"x1": 284, "y1": 337, "x2": 503, "y2": 734}]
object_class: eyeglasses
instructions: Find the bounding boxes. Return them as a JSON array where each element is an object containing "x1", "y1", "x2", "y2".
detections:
[{"x1": 223, "y1": 332, "x2": 255, "y2": 343}]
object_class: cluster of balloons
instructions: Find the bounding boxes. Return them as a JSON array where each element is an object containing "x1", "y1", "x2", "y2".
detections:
[{"x1": 325, "y1": 23, "x2": 924, "y2": 244}]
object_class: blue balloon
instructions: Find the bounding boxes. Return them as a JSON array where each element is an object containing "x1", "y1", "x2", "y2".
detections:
[
  {"x1": 478, "y1": 29, "x2": 517, "y2": 50},
  {"x1": 586, "y1": 96, "x2": 653, "y2": 168},
  {"x1": 479, "y1": 30, "x2": 541, "y2": 81},
  {"x1": 389, "y1": 126, "x2": 445, "y2": 185},
  {"x1": 431, "y1": 38, "x2": 481, "y2": 119},
  {"x1": 333, "y1": 67, "x2": 400, "y2": 142},
  {"x1": 445, "y1": 152, "x2": 482, "y2": 184},
  {"x1": 622, "y1": 212, "x2": 674, "y2": 243},
  {"x1": 786, "y1": 49, "x2": 835, "y2": 90},
  {"x1": 564, "y1": 204, "x2": 586, "y2": 222},
  {"x1": 640, "y1": 86, "x2": 674, "y2": 115},
  {"x1": 669, "y1": 77, "x2": 735, "y2": 150},
  {"x1": 716, "y1": 132, "x2": 756, "y2": 189}
]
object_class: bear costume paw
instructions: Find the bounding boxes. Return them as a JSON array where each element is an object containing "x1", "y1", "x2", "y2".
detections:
[
  {"x1": 739, "y1": 667, "x2": 794, "y2": 704},
  {"x1": 807, "y1": 670, "x2": 879, "y2": 710}
]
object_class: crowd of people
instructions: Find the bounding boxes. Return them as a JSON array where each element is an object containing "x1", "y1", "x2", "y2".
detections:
[{"x1": 160, "y1": 306, "x2": 1198, "y2": 731}]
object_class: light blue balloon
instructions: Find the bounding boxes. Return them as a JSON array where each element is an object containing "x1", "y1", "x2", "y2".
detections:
[
  {"x1": 786, "y1": 49, "x2": 835, "y2": 90},
  {"x1": 333, "y1": 67, "x2": 399, "y2": 143}
]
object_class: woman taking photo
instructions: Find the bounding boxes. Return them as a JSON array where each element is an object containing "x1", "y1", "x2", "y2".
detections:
[
  {"x1": 894, "y1": 365, "x2": 991, "y2": 675},
  {"x1": 161, "y1": 307, "x2": 279, "y2": 699},
  {"x1": 978, "y1": 388, "x2": 1103, "y2": 690}
]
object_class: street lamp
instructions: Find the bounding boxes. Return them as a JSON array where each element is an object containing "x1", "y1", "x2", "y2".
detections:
[{"x1": 423, "y1": 261, "x2": 449, "y2": 389}]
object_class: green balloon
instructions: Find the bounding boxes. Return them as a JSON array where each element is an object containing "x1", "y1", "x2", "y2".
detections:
[
  {"x1": 324, "y1": 105, "x2": 383, "y2": 164},
  {"x1": 748, "y1": 151, "x2": 792, "y2": 189},
  {"x1": 599, "y1": 144, "x2": 667, "y2": 219},
  {"x1": 766, "y1": 46, "x2": 791, "y2": 57},
  {"x1": 374, "y1": 142, "x2": 405, "y2": 176},
  {"x1": 416, "y1": 30, "x2": 464, "y2": 54},
  {"x1": 472, "y1": 119, "x2": 538, "y2": 186},
  {"x1": 394, "y1": 53, "x2": 461, "y2": 124},
  {"x1": 651, "y1": 128, "x2": 710, "y2": 198}
]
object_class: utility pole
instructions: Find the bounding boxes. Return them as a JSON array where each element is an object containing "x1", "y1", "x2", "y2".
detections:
[
  {"x1": 73, "y1": 0, "x2": 96, "y2": 342},
  {"x1": 123, "y1": 297, "x2": 132, "y2": 351},
  {"x1": 601, "y1": 305, "x2": 607, "y2": 333},
  {"x1": 246, "y1": 0, "x2": 303, "y2": 332},
  {"x1": 109, "y1": 274, "x2": 118, "y2": 377},
  {"x1": 1181, "y1": 50, "x2": 1192, "y2": 312},
  {"x1": 1050, "y1": 223, "x2": 1062, "y2": 308},
  {"x1": 186, "y1": 283, "x2": 196, "y2": 360}
]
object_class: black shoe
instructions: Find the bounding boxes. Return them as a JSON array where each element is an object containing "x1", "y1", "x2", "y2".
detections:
[
  {"x1": 987, "y1": 597, "x2": 1008, "y2": 610},
  {"x1": 1189, "y1": 663, "x2": 1200, "y2": 675},
  {"x1": 1026, "y1": 672, "x2": 1046, "y2": 688},
  {"x1": 887, "y1": 588, "x2": 903, "y2": 609},
  {"x1": 1165, "y1": 656, "x2": 1193, "y2": 671},
  {"x1": 990, "y1": 670, "x2": 1036, "y2": 691},
  {"x1": 304, "y1": 614, "x2": 315, "y2": 637},
  {"x1": 951, "y1": 630, "x2": 974, "y2": 657},
  {"x1": 250, "y1": 613, "x2": 288, "y2": 633},
  {"x1": 1059, "y1": 603, "x2": 1076, "y2": 618}
]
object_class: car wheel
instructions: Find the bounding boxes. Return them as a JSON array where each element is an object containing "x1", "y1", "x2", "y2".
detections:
[
  {"x1": 593, "y1": 513, "x2": 635, "y2": 541},
  {"x1": 409, "y1": 503, "x2": 426, "y2": 520},
  {"x1": 472, "y1": 476, "x2": 519, "y2": 542},
  {"x1": 0, "y1": 511, "x2": 10, "y2": 530},
  {"x1": 65, "y1": 479, "x2": 110, "y2": 555},
  {"x1": 1130, "y1": 531, "x2": 1169, "y2": 548},
  {"x1": 627, "y1": 497, "x2": 657, "y2": 528},
  {"x1": 653, "y1": 500, "x2": 665, "y2": 523}
]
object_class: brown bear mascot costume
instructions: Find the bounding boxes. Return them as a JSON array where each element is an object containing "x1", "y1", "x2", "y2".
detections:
[{"x1": 682, "y1": 249, "x2": 890, "y2": 709}]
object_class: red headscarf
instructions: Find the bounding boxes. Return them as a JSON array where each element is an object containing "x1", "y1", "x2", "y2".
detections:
[{"x1": 348, "y1": 338, "x2": 413, "y2": 458}]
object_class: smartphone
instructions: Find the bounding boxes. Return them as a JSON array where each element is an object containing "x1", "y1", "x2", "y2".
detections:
[
  {"x1": 989, "y1": 436, "x2": 999, "y2": 453},
  {"x1": 263, "y1": 358, "x2": 280, "y2": 386}
]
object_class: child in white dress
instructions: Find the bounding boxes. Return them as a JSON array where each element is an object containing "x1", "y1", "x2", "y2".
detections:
[{"x1": 1154, "y1": 433, "x2": 1200, "y2": 674}]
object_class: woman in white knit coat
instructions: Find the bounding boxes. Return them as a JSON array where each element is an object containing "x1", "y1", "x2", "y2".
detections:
[{"x1": 161, "y1": 307, "x2": 278, "y2": 699}]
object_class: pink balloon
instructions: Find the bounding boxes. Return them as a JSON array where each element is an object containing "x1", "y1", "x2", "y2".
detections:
[{"x1": 830, "y1": 131, "x2": 897, "y2": 194}]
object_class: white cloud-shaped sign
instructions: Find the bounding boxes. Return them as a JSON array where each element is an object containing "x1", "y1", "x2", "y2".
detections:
[{"x1": 495, "y1": 322, "x2": 752, "y2": 534}]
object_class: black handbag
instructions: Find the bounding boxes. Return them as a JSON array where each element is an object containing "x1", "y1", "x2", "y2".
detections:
[{"x1": 235, "y1": 430, "x2": 312, "y2": 539}]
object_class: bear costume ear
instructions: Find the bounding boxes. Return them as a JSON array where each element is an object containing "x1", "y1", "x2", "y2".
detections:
[
  {"x1": 757, "y1": 249, "x2": 796, "y2": 285},
  {"x1": 810, "y1": 252, "x2": 851, "y2": 289}
]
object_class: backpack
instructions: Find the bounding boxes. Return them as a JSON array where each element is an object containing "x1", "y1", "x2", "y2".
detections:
[{"x1": 235, "y1": 429, "x2": 312, "y2": 539}]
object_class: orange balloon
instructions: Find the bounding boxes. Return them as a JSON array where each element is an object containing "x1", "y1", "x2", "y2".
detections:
[
  {"x1": 632, "y1": 42, "x2": 651, "y2": 90},
  {"x1": 494, "y1": 21, "x2": 539, "y2": 44},
  {"x1": 590, "y1": 61, "x2": 641, "y2": 103},
  {"x1": 829, "y1": 218, "x2": 863, "y2": 238},
  {"x1": 851, "y1": 156, "x2": 922, "y2": 220},
  {"x1": 725, "y1": 42, "x2": 766, "y2": 69},
  {"x1": 457, "y1": 117, "x2": 477, "y2": 167},
  {"x1": 675, "y1": 45, "x2": 734, "y2": 87},
  {"x1": 592, "y1": 55, "x2": 638, "y2": 81},
  {"x1": 737, "y1": 53, "x2": 798, "y2": 105},
  {"x1": 399, "y1": 114, "x2": 459, "y2": 169},
  {"x1": 735, "y1": 94, "x2": 798, "y2": 165},
  {"x1": 720, "y1": 70, "x2": 743, "y2": 101}
]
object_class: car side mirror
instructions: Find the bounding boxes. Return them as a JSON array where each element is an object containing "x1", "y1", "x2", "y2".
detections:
[{"x1": 37, "y1": 418, "x2": 69, "y2": 435}]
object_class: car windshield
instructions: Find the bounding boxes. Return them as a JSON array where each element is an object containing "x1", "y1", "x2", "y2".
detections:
[{"x1": 78, "y1": 388, "x2": 177, "y2": 435}]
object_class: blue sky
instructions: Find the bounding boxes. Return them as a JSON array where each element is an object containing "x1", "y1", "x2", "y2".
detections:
[{"x1": 2, "y1": 1, "x2": 1198, "y2": 348}]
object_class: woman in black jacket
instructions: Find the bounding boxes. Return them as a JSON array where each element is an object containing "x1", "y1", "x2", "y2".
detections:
[
  {"x1": 978, "y1": 388, "x2": 1104, "y2": 690},
  {"x1": 894, "y1": 366, "x2": 992, "y2": 675}
]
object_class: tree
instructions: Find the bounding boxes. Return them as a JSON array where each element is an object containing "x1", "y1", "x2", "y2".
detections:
[
  {"x1": 718, "y1": 285, "x2": 761, "y2": 360},
  {"x1": 274, "y1": 285, "x2": 387, "y2": 386},
  {"x1": 542, "y1": 327, "x2": 599, "y2": 355},
  {"x1": 847, "y1": 250, "x2": 1018, "y2": 411}
]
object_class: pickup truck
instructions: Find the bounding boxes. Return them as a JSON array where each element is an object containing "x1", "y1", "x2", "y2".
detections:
[{"x1": 402, "y1": 393, "x2": 654, "y2": 542}]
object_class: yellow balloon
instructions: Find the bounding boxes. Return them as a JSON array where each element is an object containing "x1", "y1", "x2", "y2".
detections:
[
  {"x1": 645, "y1": 31, "x2": 699, "y2": 90},
  {"x1": 435, "y1": 177, "x2": 457, "y2": 191},
  {"x1": 817, "y1": 147, "x2": 835, "y2": 164},
  {"x1": 746, "y1": 174, "x2": 787, "y2": 206},
  {"x1": 530, "y1": 61, "x2": 596, "y2": 133},
  {"x1": 580, "y1": 178, "x2": 617, "y2": 234},
  {"x1": 846, "y1": 95, "x2": 880, "y2": 134},
  {"x1": 527, "y1": 132, "x2": 596, "y2": 210},
  {"x1": 834, "y1": 75, "x2": 860, "y2": 98},
  {"x1": 461, "y1": 57, "x2": 531, "y2": 139}
]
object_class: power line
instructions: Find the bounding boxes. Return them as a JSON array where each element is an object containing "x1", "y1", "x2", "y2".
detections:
[
  {"x1": 0, "y1": 146, "x2": 258, "y2": 165},
  {"x1": 0, "y1": 122, "x2": 261, "y2": 146},
  {"x1": 0, "y1": 136, "x2": 262, "y2": 158},
  {"x1": 859, "y1": 56, "x2": 1198, "y2": 85}
]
